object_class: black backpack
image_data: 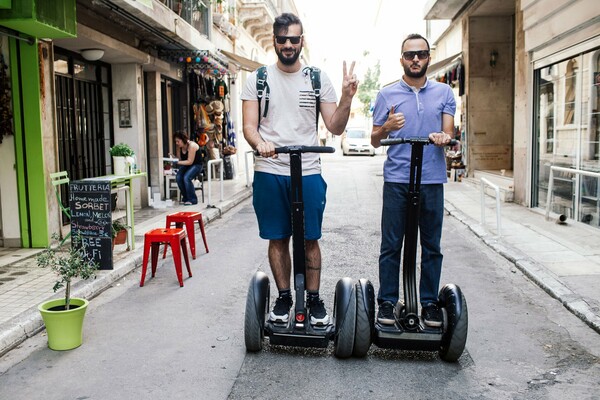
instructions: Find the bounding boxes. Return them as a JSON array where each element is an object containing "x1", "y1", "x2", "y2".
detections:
[{"x1": 256, "y1": 65, "x2": 321, "y2": 132}]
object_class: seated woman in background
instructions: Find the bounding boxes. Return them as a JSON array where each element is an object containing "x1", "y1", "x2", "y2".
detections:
[{"x1": 173, "y1": 131, "x2": 203, "y2": 205}]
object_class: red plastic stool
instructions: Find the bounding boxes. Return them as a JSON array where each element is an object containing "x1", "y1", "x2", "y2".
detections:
[
  {"x1": 140, "y1": 228, "x2": 192, "y2": 287},
  {"x1": 163, "y1": 211, "x2": 209, "y2": 260}
]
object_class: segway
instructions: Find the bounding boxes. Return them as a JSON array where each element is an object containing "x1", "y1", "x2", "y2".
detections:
[
  {"x1": 354, "y1": 137, "x2": 468, "y2": 362},
  {"x1": 244, "y1": 145, "x2": 359, "y2": 358}
]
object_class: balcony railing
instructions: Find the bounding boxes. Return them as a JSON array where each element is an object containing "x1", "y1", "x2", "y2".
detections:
[
  {"x1": 239, "y1": 0, "x2": 277, "y2": 18},
  {"x1": 158, "y1": 0, "x2": 209, "y2": 36},
  {"x1": 238, "y1": 0, "x2": 278, "y2": 51}
]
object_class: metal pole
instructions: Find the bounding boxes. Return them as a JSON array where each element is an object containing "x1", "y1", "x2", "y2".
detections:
[
  {"x1": 480, "y1": 177, "x2": 502, "y2": 236},
  {"x1": 245, "y1": 150, "x2": 254, "y2": 187}
]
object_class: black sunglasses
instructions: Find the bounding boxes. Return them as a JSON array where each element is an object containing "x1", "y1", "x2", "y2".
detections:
[
  {"x1": 402, "y1": 50, "x2": 430, "y2": 60},
  {"x1": 275, "y1": 35, "x2": 302, "y2": 45}
]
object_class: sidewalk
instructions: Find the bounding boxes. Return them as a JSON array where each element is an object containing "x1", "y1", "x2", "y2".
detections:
[
  {"x1": 0, "y1": 172, "x2": 253, "y2": 357},
  {"x1": 445, "y1": 178, "x2": 600, "y2": 334}
]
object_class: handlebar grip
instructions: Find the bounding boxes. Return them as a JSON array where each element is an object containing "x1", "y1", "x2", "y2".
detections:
[
  {"x1": 254, "y1": 145, "x2": 336, "y2": 156},
  {"x1": 380, "y1": 137, "x2": 460, "y2": 147}
]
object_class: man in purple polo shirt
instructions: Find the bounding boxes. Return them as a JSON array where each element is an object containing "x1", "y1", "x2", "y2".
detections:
[{"x1": 371, "y1": 33, "x2": 456, "y2": 328}]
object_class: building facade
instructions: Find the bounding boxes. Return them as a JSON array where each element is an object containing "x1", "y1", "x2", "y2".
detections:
[
  {"x1": 0, "y1": 0, "x2": 298, "y2": 248},
  {"x1": 424, "y1": 0, "x2": 600, "y2": 229}
]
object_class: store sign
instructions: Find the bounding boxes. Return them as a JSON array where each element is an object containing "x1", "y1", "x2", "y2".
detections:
[{"x1": 69, "y1": 180, "x2": 113, "y2": 270}]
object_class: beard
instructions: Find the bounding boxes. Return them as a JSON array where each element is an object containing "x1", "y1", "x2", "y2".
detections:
[
  {"x1": 275, "y1": 47, "x2": 300, "y2": 66},
  {"x1": 403, "y1": 60, "x2": 429, "y2": 78}
]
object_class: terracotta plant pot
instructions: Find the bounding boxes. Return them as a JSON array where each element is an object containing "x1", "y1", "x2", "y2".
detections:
[{"x1": 113, "y1": 229, "x2": 127, "y2": 247}]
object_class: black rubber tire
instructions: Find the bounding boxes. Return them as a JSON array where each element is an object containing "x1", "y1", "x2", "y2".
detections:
[
  {"x1": 439, "y1": 289, "x2": 468, "y2": 362},
  {"x1": 353, "y1": 280, "x2": 374, "y2": 357},
  {"x1": 333, "y1": 282, "x2": 357, "y2": 359},
  {"x1": 244, "y1": 275, "x2": 269, "y2": 352}
]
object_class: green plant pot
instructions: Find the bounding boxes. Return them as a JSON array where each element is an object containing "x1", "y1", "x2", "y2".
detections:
[{"x1": 38, "y1": 298, "x2": 89, "y2": 351}]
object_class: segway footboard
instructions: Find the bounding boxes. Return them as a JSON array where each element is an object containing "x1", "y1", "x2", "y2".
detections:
[
  {"x1": 374, "y1": 325, "x2": 443, "y2": 351},
  {"x1": 266, "y1": 321, "x2": 334, "y2": 348}
]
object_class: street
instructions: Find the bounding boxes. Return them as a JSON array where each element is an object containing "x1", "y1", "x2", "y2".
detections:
[{"x1": 1, "y1": 151, "x2": 599, "y2": 400}]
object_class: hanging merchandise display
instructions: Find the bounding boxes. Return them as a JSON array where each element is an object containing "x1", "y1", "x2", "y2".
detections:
[
  {"x1": 215, "y1": 77, "x2": 228, "y2": 99},
  {"x1": 226, "y1": 111, "x2": 236, "y2": 148},
  {"x1": 160, "y1": 49, "x2": 234, "y2": 176},
  {"x1": 435, "y1": 62, "x2": 465, "y2": 95}
]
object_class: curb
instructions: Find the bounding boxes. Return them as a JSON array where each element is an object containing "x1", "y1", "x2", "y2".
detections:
[
  {"x1": 0, "y1": 187, "x2": 252, "y2": 357},
  {"x1": 445, "y1": 201, "x2": 600, "y2": 335}
]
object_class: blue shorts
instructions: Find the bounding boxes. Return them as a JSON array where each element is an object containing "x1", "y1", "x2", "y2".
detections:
[{"x1": 252, "y1": 172, "x2": 327, "y2": 240}]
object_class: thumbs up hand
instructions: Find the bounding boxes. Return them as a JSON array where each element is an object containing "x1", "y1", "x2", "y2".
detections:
[{"x1": 383, "y1": 105, "x2": 405, "y2": 132}]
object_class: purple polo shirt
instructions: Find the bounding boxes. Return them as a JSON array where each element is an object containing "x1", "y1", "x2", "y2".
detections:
[{"x1": 373, "y1": 78, "x2": 456, "y2": 184}]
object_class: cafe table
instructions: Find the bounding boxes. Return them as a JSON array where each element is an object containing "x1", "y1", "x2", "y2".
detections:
[{"x1": 81, "y1": 172, "x2": 147, "y2": 250}]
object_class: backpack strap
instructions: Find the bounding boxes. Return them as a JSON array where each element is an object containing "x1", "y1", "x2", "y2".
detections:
[
  {"x1": 303, "y1": 66, "x2": 321, "y2": 133},
  {"x1": 257, "y1": 65, "x2": 321, "y2": 133},
  {"x1": 256, "y1": 66, "x2": 269, "y2": 126}
]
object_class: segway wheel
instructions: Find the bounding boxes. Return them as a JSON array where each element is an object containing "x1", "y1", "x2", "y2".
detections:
[
  {"x1": 438, "y1": 284, "x2": 468, "y2": 362},
  {"x1": 353, "y1": 279, "x2": 374, "y2": 357},
  {"x1": 244, "y1": 271, "x2": 270, "y2": 352},
  {"x1": 333, "y1": 277, "x2": 357, "y2": 359}
]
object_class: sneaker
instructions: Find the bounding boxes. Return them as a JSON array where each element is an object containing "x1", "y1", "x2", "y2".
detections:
[
  {"x1": 421, "y1": 303, "x2": 442, "y2": 327},
  {"x1": 269, "y1": 295, "x2": 293, "y2": 323},
  {"x1": 377, "y1": 301, "x2": 396, "y2": 325},
  {"x1": 307, "y1": 296, "x2": 330, "y2": 326}
]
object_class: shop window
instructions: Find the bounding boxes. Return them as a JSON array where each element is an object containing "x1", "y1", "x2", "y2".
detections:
[
  {"x1": 589, "y1": 51, "x2": 600, "y2": 161},
  {"x1": 534, "y1": 47, "x2": 600, "y2": 229}
]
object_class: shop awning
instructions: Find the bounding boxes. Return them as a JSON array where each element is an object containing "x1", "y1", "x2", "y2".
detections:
[
  {"x1": 427, "y1": 52, "x2": 462, "y2": 78},
  {"x1": 220, "y1": 50, "x2": 263, "y2": 72}
]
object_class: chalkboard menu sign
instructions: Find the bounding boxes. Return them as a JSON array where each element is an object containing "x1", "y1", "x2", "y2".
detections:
[{"x1": 69, "y1": 180, "x2": 113, "y2": 270}]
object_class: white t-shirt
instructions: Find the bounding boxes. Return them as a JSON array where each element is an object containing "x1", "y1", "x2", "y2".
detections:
[{"x1": 241, "y1": 64, "x2": 337, "y2": 176}]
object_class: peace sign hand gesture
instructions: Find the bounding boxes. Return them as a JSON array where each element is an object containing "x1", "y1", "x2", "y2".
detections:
[{"x1": 341, "y1": 61, "x2": 359, "y2": 98}]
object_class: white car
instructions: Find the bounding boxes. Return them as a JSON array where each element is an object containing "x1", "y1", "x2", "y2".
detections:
[{"x1": 341, "y1": 128, "x2": 375, "y2": 156}]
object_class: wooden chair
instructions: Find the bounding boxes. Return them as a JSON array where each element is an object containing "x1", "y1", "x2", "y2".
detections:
[{"x1": 50, "y1": 171, "x2": 71, "y2": 245}]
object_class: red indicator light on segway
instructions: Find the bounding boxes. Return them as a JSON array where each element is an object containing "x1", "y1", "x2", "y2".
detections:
[{"x1": 296, "y1": 313, "x2": 305, "y2": 322}]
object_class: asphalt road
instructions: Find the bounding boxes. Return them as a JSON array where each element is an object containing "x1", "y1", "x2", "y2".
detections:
[{"x1": 1, "y1": 151, "x2": 599, "y2": 400}]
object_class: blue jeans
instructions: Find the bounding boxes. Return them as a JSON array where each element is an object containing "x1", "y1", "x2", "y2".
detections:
[
  {"x1": 378, "y1": 183, "x2": 444, "y2": 306},
  {"x1": 176, "y1": 164, "x2": 202, "y2": 204}
]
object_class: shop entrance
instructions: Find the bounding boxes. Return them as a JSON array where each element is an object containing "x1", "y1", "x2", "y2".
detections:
[{"x1": 53, "y1": 51, "x2": 113, "y2": 224}]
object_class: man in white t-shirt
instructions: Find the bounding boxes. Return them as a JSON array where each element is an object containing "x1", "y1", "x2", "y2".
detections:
[{"x1": 242, "y1": 13, "x2": 358, "y2": 326}]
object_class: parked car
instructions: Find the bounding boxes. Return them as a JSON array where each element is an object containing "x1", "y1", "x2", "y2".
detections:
[{"x1": 341, "y1": 128, "x2": 375, "y2": 156}]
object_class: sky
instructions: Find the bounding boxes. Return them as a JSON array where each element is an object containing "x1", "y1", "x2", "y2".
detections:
[{"x1": 295, "y1": 0, "x2": 429, "y2": 88}]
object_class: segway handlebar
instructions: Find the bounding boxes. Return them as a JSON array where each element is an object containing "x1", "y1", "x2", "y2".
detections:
[
  {"x1": 254, "y1": 145, "x2": 335, "y2": 156},
  {"x1": 380, "y1": 137, "x2": 459, "y2": 147}
]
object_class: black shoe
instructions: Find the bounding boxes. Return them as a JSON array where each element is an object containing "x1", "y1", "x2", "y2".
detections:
[
  {"x1": 269, "y1": 295, "x2": 293, "y2": 323},
  {"x1": 377, "y1": 301, "x2": 396, "y2": 325},
  {"x1": 307, "y1": 296, "x2": 330, "y2": 326},
  {"x1": 421, "y1": 303, "x2": 442, "y2": 327}
]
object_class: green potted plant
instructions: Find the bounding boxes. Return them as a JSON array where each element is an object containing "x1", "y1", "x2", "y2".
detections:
[
  {"x1": 36, "y1": 234, "x2": 99, "y2": 350},
  {"x1": 109, "y1": 142, "x2": 135, "y2": 176},
  {"x1": 111, "y1": 219, "x2": 130, "y2": 248}
]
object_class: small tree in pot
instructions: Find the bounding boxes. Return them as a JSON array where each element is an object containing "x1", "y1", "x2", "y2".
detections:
[{"x1": 36, "y1": 234, "x2": 99, "y2": 350}]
